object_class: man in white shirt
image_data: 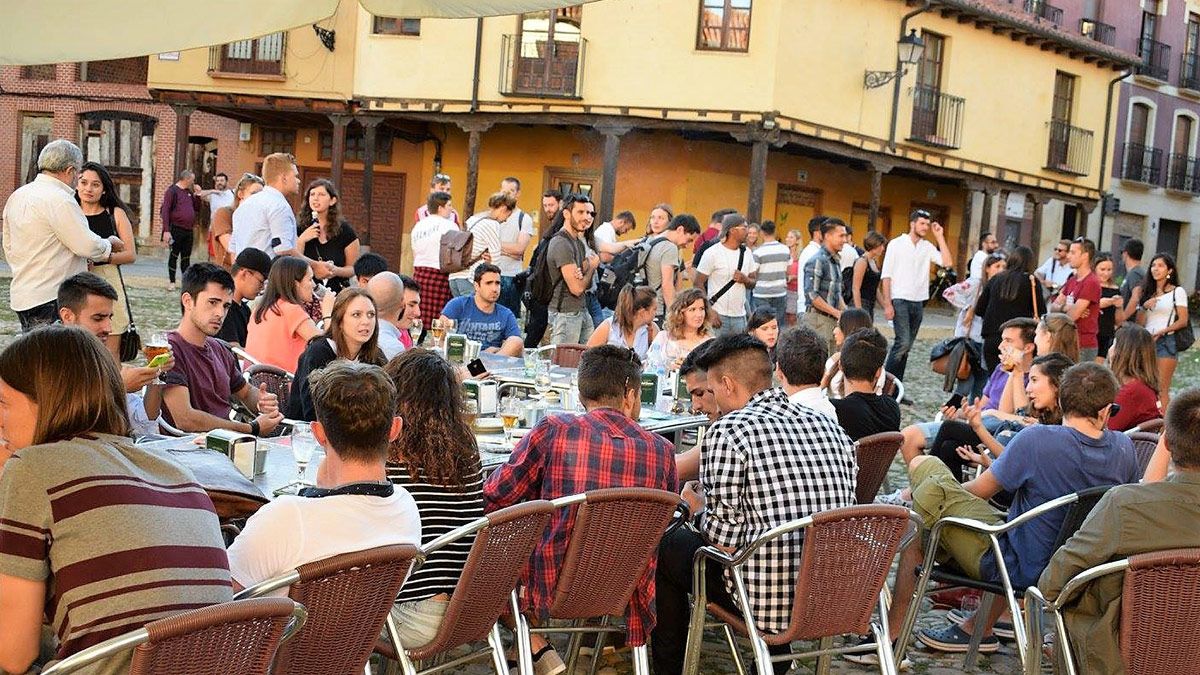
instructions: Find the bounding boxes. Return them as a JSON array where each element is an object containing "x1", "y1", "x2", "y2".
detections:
[
  {"x1": 795, "y1": 215, "x2": 826, "y2": 315},
  {"x1": 695, "y1": 213, "x2": 759, "y2": 336},
  {"x1": 776, "y1": 325, "x2": 836, "y2": 419},
  {"x1": 226, "y1": 360, "x2": 421, "y2": 591},
  {"x1": 367, "y1": 272, "x2": 407, "y2": 360},
  {"x1": 200, "y1": 172, "x2": 235, "y2": 213},
  {"x1": 751, "y1": 221, "x2": 792, "y2": 321},
  {"x1": 1035, "y1": 239, "x2": 1073, "y2": 293},
  {"x1": 880, "y1": 208, "x2": 954, "y2": 388},
  {"x1": 969, "y1": 231, "x2": 1001, "y2": 281},
  {"x1": 593, "y1": 211, "x2": 637, "y2": 263},
  {"x1": 230, "y1": 152, "x2": 304, "y2": 259},
  {"x1": 493, "y1": 177, "x2": 535, "y2": 317},
  {"x1": 1, "y1": 139, "x2": 121, "y2": 330}
]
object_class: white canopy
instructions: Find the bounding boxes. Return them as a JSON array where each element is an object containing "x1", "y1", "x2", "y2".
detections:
[{"x1": 1, "y1": 0, "x2": 599, "y2": 65}]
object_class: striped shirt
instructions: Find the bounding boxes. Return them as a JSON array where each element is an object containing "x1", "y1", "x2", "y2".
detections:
[
  {"x1": 752, "y1": 240, "x2": 791, "y2": 299},
  {"x1": 386, "y1": 462, "x2": 485, "y2": 603},
  {"x1": 0, "y1": 434, "x2": 232, "y2": 674}
]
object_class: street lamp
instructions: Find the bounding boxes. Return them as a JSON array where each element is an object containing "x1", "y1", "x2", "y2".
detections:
[{"x1": 864, "y1": 29, "x2": 925, "y2": 89}]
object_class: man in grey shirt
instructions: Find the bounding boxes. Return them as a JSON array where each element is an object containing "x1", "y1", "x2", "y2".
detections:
[
  {"x1": 1118, "y1": 238, "x2": 1145, "y2": 324},
  {"x1": 546, "y1": 195, "x2": 599, "y2": 344},
  {"x1": 645, "y1": 214, "x2": 702, "y2": 318}
]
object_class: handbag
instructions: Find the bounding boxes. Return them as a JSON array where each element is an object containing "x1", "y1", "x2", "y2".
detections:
[
  {"x1": 930, "y1": 337, "x2": 972, "y2": 381},
  {"x1": 115, "y1": 265, "x2": 143, "y2": 363},
  {"x1": 1170, "y1": 287, "x2": 1195, "y2": 351}
]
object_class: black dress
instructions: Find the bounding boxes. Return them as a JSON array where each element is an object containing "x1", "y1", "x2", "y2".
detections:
[
  {"x1": 302, "y1": 222, "x2": 359, "y2": 294},
  {"x1": 853, "y1": 256, "x2": 882, "y2": 316},
  {"x1": 1098, "y1": 286, "x2": 1120, "y2": 358},
  {"x1": 286, "y1": 338, "x2": 338, "y2": 421},
  {"x1": 976, "y1": 271, "x2": 1047, "y2": 373}
]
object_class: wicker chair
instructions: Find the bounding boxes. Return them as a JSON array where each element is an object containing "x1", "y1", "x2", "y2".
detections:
[
  {"x1": 1128, "y1": 432, "x2": 1160, "y2": 477},
  {"x1": 376, "y1": 501, "x2": 555, "y2": 675},
  {"x1": 682, "y1": 504, "x2": 918, "y2": 675},
  {"x1": 511, "y1": 487, "x2": 685, "y2": 675},
  {"x1": 235, "y1": 544, "x2": 422, "y2": 675},
  {"x1": 1024, "y1": 548, "x2": 1200, "y2": 675},
  {"x1": 40, "y1": 597, "x2": 306, "y2": 675},
  {"x1": 1128, "y1": 418, "x2": 1165, "y2": 435},
  {"x1": 854, "y1": 432, "x2": 904, "y2": 504},
  {"x1": 882, "y1": 373, "x2": 905, "y2": 404},
  {"x1": 246, "y1": 363, "x2": 294, "y2": 404},
  {"x1": 551, "y1": 343, "x2": 588, "y2": 368}
]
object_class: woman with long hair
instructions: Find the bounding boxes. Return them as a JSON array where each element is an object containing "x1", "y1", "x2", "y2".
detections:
[
  {"x1": 298, "y1": 178, "x2": 360, "y2": 294},
  {"x1": 646, "y1": 288, "x2": 715, "y2": 371},
  {"x1": 1133, "y1": 253, "x2": 1189, "y2": 408},
  {"x1": 1106, "y1": 324, "x2": 1162, "y2": 431},
  {"x1": 1035, "y1": 312, "x2": 1081, "y2": 363},
  {"x1": 851, "y1": 230, "x2": 887, "y2": 316},
  {"x1": 286, "y1": 288, "x2": 386, "y2": 420},
  {"x1": 383, "y1": 348, "x2": 484, "y2": 649},
  {"x1": 0, "y1": 326, "x2": 231, "y2": 675},
  {"x1": 209, "y1": 173, "x2": 264, "y2": 270},
  {"x1": 75, "y1": 161, "x2": 137, "y2": 360},
  {"x1": 245, "y1": 256, "x2": 332, "y2": 373},
  {"x1": 587, "y1": 285, "x2": 659, "y2": 359},
  {"x1": 747, "y1": 307, "x2": 779, "y2": 358},
  {"x1": 646, "y1": 203, "x2": 673, "y2": 236},
  {"x1": 1094, "y1": 253, "x2": 1122, "y2": 362},
  {"x1": 976, "y1": 245, "x2": 1047, "y2": 373}
]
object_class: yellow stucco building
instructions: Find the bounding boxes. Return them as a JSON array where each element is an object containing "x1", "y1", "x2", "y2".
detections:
[{"x1": 147, "y1": 0, "x2": 1136, "y2": 273}]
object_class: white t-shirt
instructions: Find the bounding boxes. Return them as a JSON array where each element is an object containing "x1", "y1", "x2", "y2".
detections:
[
  {"x1": 880, "y1": 234, "x2": 943, "y2": 302},
  {"x1": 788, "y1": 387, "x2": 837, "y2": 420},
  {"x1": 1144, "y1": 286, "x2": 1188, "y2": 335},
  {"x1": 227, "y1": 489, "x2": 421, "y2": 590},
  {"x1": 1036, "y1": 256, "x2": 1074, "y2": 289},
  {"x1": 969, "y1": 249, "x2": 989, "y2": 281},
  {"x1": 410, "y1": 214, "x2": 458, "y2": 269},
  {"x1": 208, "y1": 189, "x2": 235, "y2": 214},
  {"x1": 697, "y1": 243, "x2": 759, "y2": 317},
  {"x1": 491, "y1": 208, "x2": 535, "y2": 276},
  {"x1": 449, "y1": 217, "x2": 504, "y2": 282},
  {"x1": 796, "y1": 241, "x2": 821, "y2": 313},
  {"x1": 839, "y1": 242, "x2": 860, "y2": 272},
  {"x1": 593, "y1": 222, "x2": 618, "y2": 248},
  {"x1": 230, "y1": 186, "x2": 297, "y2": 258}
]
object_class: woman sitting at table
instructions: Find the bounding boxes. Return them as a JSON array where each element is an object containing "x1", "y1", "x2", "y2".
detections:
[
  {"x1": 1105, "y1": 324, "x2": 1161, "y2": 432},
  {"x1": 587, "y1": 285, "x2": 659, "y2": 360},
  {"x1": 246, "y1": 255, "x2": 334, "y2": 373},
  {"x1": 0, "y1": 326, "x2": 231, "y2": 675},
  {"x1": 286, "y1": 288, "x2": 387, "y2": 421},
  {"x1": 646, "y1": 288, "x2": 715, "y2": 371},
  {"x1": 383, "y1": 348, "x2": 484, "y2": 649}
]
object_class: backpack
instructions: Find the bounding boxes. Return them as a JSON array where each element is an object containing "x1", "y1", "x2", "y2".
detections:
[
  {"x1": 596, "y1": 236, "x2": 670, "y2": 310},
  {"x1": 439, "y1": 218, "x2": 490, "y2": 274},
  {"x1": 524, "y1": 232, "x2": 561, "y2": 307},
  {"x1": 691, "y1": 236, "x2": 720, "y2": 270},
  {"x1": 841, "y1": 245, "x2": 865, "y2": 304}
]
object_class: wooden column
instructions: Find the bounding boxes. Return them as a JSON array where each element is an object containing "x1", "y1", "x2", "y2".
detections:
[
  {"x1": 596, "y1": 124, "x2": 631, "y2": 225},
  {"x1": 980, "y1": 188, "x2": 996, "y2": 234},
  {"x1": 868, "y1": 162, "x2": 893, "y2": 232},
  {"x1": 747, "y1": 139, "x2": 769, "y2": 224},
  {"x1": 171, "y1": 104, "x2": 195, "y2": 178},
  {"x1": 457, "y1": 120, "x2": 493, "y2": 217},
  {"x1": 328, "y1": 114, "x2": 350, "y2": 189},
  {"x1": 358, "y1": 115, "x2": 384, "y2": 248},
  {"x1": 1029, "y1": 194, "x2": 1046, "y2": 259}
]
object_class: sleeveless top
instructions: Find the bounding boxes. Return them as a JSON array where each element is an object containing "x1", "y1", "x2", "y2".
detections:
[
  {"x1": 86, "y1": 211, "x2": 117, "y2": 266},
  {"x1": 609, "y1": 319, "x2": 650, "y2": 360}
]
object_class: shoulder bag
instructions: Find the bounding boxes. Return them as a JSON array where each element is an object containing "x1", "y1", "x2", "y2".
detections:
[
  {"x1": 1170, "y1": 286, "x2": 1194, "y2": 351},
  {"x1": 116, "y1": 265, "x2": 144, "y2": 363},
  {"x1": 709, "y1": 246, "x2": 746, "y2": 304}
]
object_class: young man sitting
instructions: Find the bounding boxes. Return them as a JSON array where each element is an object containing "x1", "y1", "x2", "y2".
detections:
[
  {"x1": 832, "y1": 328, "x2": 900, "y2": 441},
  {"x1": 217, "y1": 247, "x2": 271, "y2": 347},
  {"x1": 354, "y1": 252, "x2": 389, "y2": 288},
  {"x1": 439, "y1": 263, "x2": 523, "y2": 357},
  {"x1": 888, "y1": 363, "x2": 1140, "y2": 655},
  {"x1": 227, "y1": 361, "x2": 421, "y2": 590},
  {"x1": 774, "y1": 325, "x2": 835, "y2": 419}
]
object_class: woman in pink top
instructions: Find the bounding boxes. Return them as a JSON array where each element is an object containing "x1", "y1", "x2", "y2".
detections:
[{"x1": 246, "y1": 256, "x2": 332, "y2": 373}]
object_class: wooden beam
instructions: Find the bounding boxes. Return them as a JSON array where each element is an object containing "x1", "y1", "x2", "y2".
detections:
[{"x1": 328, "y1": 114, "x2": 350, "y2": 189}]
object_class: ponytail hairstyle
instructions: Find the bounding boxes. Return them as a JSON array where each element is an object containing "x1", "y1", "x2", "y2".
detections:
[{"x1": 615, "y1": 285, "x2": 657, "y2": 336}]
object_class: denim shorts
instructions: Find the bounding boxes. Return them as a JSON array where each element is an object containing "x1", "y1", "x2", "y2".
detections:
[{"x1": 1156, "y1": 333, "x2": 1178, "y2": 359}]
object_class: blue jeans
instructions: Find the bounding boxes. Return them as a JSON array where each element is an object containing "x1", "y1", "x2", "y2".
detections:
[
  {"x1": 755, "y1": 294, "x2": 788, "y2": 322},
  {"x1": 449, "y1": 278, "x2": 473, "y2": 298},
  {"x1": 499, "y1": 275, "x2": 521, "y2": 319},
  {"x1": 886, "y1": 299, "x2": 924, "y2": 383},
  {"x1": 586, "y1": 291, "x2": 605, "y2": 328},
  {"x1": 716, "y1": 314, "x2": 748, "y2": 337}
]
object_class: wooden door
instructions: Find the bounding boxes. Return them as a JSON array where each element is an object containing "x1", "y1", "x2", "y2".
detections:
[
  {"x1": 542, "y1": 167, "x2": 600, "y2": 235},
  {"x1": 774, "y1": 184, "x2": 822, "y2": 243}
]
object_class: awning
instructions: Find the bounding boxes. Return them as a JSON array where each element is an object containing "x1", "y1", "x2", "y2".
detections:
[{"x1": 1, "y1": 0, "x2": 600, "y2": 65}]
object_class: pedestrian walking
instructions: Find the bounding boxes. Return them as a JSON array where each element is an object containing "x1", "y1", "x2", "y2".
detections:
[
  {"x1": 160, "y1": 169, "x2": 201, "y2": 286},
  {"x1": 695, "y1": 213, "x2": 758, "y2": 336}
]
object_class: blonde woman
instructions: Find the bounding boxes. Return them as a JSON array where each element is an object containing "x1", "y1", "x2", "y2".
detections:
[{"x1": 646, "y1": 288, "x2": 715, "y2": 371}]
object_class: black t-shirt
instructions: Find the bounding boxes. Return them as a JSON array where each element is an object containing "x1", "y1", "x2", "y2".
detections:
[
  {"x1": 1099, "y1": 286, "x2": 1120, "y2": 338},
  {"x1": 217, "y1": 300, "x2": 252, "y2": 347},
  {"x1": 302, "y1": 222, "x2": 359, "y2": 293},
  {"x1": 832, "y1": 392, "x2": 901, "y2": 441}
]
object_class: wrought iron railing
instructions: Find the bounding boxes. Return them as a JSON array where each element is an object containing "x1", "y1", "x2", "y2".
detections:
[
  {"x1": 1137, "y1": 37, "x2": 1171, "y2": 81},
  {"x1": 1120, "y1": 142, "x2": 1164, "y2": 185},
  {"x1": 909, "y1": 86, "x2": 965, "y2": 149},
  {"x1": 1167, "y1": 154, "x2": 1200, "y2": 194},
  {"x1": 208, "y1": 32, "x2": 286, "y2": 77},
  {"x1": 1181, "y1": 52, "x2": 1200, "y2": 91},
  {"x1": 499, "y1": 33, "x2": 587, "y2": 98},
  {"x1": 1045, "y1": 120, "x2": 1094, "y2": 175},
  {"x1": 1079, "y1": 18, "x2": 1116, "y2": 46},
  {"x1": 1023, "y1": 0, "x2": 1063, "y2": 26}
]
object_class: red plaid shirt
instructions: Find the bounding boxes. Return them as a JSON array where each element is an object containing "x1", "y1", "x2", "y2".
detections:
[{"x1": 483, "y1": 408, "x2": 678, "y2": 645}]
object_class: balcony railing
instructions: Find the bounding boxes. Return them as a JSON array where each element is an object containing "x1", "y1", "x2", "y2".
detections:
[
  {"x1": 1023, "y1": 0, "x2": 1063, "y2": 27},
  {"x1": 1137, "y1": 37, "x2": 1171, "y2": 81},
  {"x1": 1167, "y1": 154, "x2": 1200, "y2": 194},
  {"x1": 208, "y1": 32, "x2": 286, "y2": 78},
  {"x1": 1182, "y1": 53, "x2": 1200, "y2": 91},
  {"x1": 1079, "y1": 18, "x2": 1116, "y2": 46},
  {"x1": 499, "y1": 33, "x2": 587, "y2": 98},
  {"x1": 1045, "y1": 120, "x2": 1094, "y2": 176},
  {"x1": 909, "y1": 86, "x2": 965, "y2": 149},
  {"x1": 1120, "y1": 142, "x2": 1164, "y2": 185}
]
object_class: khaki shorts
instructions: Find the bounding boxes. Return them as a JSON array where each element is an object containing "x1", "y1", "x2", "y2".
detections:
[{"x1": 910, "y1": 457, "x2": 1004, "y2": 579}]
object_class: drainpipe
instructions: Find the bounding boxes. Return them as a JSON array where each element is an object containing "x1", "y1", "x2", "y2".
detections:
[
  {"x1": 1096, "y1": 68, "x2": 1133, "y2": 249},
  {"x1": 470, "y1": 18, "x2": 484, "y2": 112},
  {"x1": 888, "y1": 0, "x2": 933, "y2": 151}
]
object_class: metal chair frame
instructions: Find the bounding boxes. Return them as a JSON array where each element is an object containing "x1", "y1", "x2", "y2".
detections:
[
  {"x1": 1023, "y1": 558, "x2": 1129, "y2": 675},
  {"x1": 682, "y1": 507, "x2": 922, "y2": 675}
]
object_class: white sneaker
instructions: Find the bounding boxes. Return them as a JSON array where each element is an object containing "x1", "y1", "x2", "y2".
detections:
[
  {"x1": 874, "y1": 489, "x2": 913, "y2": 509},
  {"x1": 842, "y1": 637, "x2": 912, "y2": 670}
]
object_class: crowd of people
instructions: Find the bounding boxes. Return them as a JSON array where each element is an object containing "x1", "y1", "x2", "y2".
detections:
[{"x1": 0, "y1": 138, "x2": 1197, "y2": 675}]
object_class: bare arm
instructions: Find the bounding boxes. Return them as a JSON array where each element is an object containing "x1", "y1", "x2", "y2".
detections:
[
  {"x1": 1143, "y1": 435, "x2": 1170, "y2": 482},
  {"x1": 498, "y1": 336, "x2": 524, "y2": 357},
  {"x1": 585, "y1": 320, "x2": 611, "y2": 349},
  {"x1": 661, "y1": 264, "x2": 678, "y2": 307},
  {"x1": 109, "y1": 208, "x2": 138, "y2": 265},
  {"x1": 163, "y1": 385, "x2": 255, "y2": 434},
  {"x1": 0, "y1": 574, "x2": 44, "y2": 675},
  {"x1": 852, "y1": 258, "x2": 867, "y2": 309},
  {"x1": 693, "y1": 271, "x2": 709, "y2": 290}
]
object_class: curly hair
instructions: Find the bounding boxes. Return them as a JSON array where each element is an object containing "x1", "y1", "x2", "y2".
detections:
[
  {"x1": 298, "y1": 178, "x2": 347, "y2": 240},
  {"x1": 666, "y1": 288, "x2": 716, "y2": 340},
  {"x1": 384, "y1": 348, "x2": 480, "y2": 488}
]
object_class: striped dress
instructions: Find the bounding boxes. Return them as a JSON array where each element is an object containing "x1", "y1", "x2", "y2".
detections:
[{"x1": 386, "y1": 461, "x2": 485, "y2": 603}]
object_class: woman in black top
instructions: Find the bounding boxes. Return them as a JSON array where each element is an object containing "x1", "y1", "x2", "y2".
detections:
[
  {"x1": 75, "y1": 162, "x2": 138, "y2": 360},
  {"x1": 298, "y1": 178, "x2": 359, "y2": 294},
  {"x1": 851, "y1": 230, "x2": 886, "y2": 317},
  {"x1": 974, "y1": 246, "x2": 1046, "y2": 373},
  {"x1": 1094, "y1": 253, "x2": 1121, "y2": 362},
  {"x1": 286, "y1": 289, "x2": 385, "y2": 420}
]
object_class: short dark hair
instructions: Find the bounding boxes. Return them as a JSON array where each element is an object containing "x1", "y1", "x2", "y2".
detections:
[
  {"x1": 399, "y1": 274, "x2": 420, "y2": 294},
  {"x1": 807, "y1": 215, "x2": 829, "y2": 236},
  {"x1": 1000, "y1": 317, "x2": 1038, "y2": 346},
  {"x1": 1071, "y1": 237, "x2": 1096, "y2": 264},
  {"x1": 710, "y1": 208, "x2": 738, "y2": 225},
  {"x1": 1123, "y1": 238, "x2": 1144, "y2": 261},
  {"x1": 181, "y1": 262, "x2": 234, "y2": 301},
  {"x1": 820, "y1": 217, "x2": 847, "y2": 236},
  {"x1": 353, "y1": 252, "x2": 389, "y2": 279},
  {"x1": 759, "y1": 220, "x2": 776, "y2": 236},
  {"x1": 231, "y1": 247, "x2": 272, "y2": 279},
  {"x1": 427, "y1": 190, "x2": 452, "y2": 213},
  {"x1": 979, "y1": 230, "x2": 993, "y2": 246},
  {"x1": 58, "y1": 272, "x2": 117, "y2": 312},
  {"x1": 614, "y1": 210, "x2": 636, "y2": 227},
  {"x1": 695, "y1": 334, "x2": 772, "y2": 392},
  {"x1": 577, "y1": 345, "x2": 642, "y2": 407},
  {"x1": 775, "y1": 326, "x2": 827, "y2": 387},
  {"x1": 542, "y1": 189, "x2": 562, "y2": 201},
  {"x1": 840, "y1": 328, "x2": 888, "y2": 381},
  {"x1": 473, "y1": 263, "x2": 501, "y2": 283},
  {"x1": 501, "y1": 176, "x2": 520, "y2": 190},
  {"x1": 310, "y1": 361, "x2": 397, "y2": 463},
  {"x1": 838, "y1": 307, "x2": 874, "y2": 336},
  {"x1": 1165, "y1": 388, "x2": 1200, "y2": 469},
  {"x1": 668, "y1": 213, "x2": 702, "y2": 235},
  {"x1": 747, "y1": 307, "x2": 777, "y2": 333},
  {"x1": 1058, "y1": 362, "x2": 1119, "y2": 419},
  {"x1": 910, "y1": 208, "x2": 931, "y2": 223},
  {"x1": 679, "y1": 339, "x2": 718, "y2": 379},
  {"x1": 215, "y1": 172, "x2": 228, "y2": 180}
]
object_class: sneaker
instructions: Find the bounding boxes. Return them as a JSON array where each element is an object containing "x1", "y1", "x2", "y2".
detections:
[
  {"x1": 917, "y1": 623, "x2": 1000, "y2": 654},
  {"x1": 945, "y1": 607, "x2": 1016, "y2": 640},
  {"x1": 507, "y1": 645, "x2": 566, "y2": 675},
  {"x1": 874, "y1": 489, "x2": 912, "y2": 509},
  {"x1": 841, "y1": 636, "x2": 912, "y2": 670}
]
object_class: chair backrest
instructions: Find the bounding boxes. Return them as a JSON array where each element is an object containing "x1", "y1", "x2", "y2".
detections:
[
  {"x1": 1050, "y1": 485, "x2": 1114, "y2": 551},
  {"x1": 275, "y1": 544, "x2": 421, "y2": 674},
  {"x1": 1120, "y1": 548, "x2": 1200, "y2": 675},
  {"x1": 1133, "y1": 418, "x2": 1164, "y2": 435},
  {"x1": 546, "y1": 487, "x2": 682, "y2": 620},
  {"x1": 406, "y1": 501, "x2": 554, "y2": 661},
  {"x1": 854, "y1": 432, "x2": 904, "y2": 504},
  {"x1": 780, "y1": 504, "x2": 912, "y2": 641},
  {"x1": 882, "y1": 372, "x2": 904, "y2": 403},
  {"x1": 552, "y1": 343, "x2": 587, "y2": 368},
  {"x1": 246, "y1": 363, "x2": 293, "y2": 403},
  {"x1": 1128, "y1": 432, "x2": 1160, "y2": 477}
]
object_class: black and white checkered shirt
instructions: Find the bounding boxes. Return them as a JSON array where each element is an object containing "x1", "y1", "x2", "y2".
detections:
[{"x1": 699, "y1": 387, "x2": 858, "y2": 633}]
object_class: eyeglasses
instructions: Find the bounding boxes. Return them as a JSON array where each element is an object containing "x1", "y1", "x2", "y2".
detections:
[
  {"x1": 433, "y1": 173, "x2": 451, "y2": 183},
  {"x1": 1054, "y1": 248, "x2": 1067, "y2": 253},
  {"x1": 913, "y1": 209, "x2": 932, "y2": 219}
]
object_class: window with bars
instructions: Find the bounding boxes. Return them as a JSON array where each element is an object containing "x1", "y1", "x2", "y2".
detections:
[
  {"x1": 696, "y1": 0, "x2": 751, "y2": 52},
  {"x1": 373, "y1": 17, "x2": 421, "y2": 35},
  {"x1": 259, "y1": 129, "x2": 296, "y2": 156},
  {"x1": 78, "y1": 58, "x2": 148, "y2": 85},
  {"x1": 20, "y1": 64, "x2": 56, "y2": 80},
  {"x1": 318, "y1": 128, "x2": 394, "y2": 164}
]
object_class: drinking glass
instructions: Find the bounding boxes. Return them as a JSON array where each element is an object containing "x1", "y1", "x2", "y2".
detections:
[
  {"x1": 407, "y1": 318, "x2": 423, "y2": 346},
  {"x1": 500, "y1": 399, "x2": 521, "y2": 444},
  {"x1": 523, "y1": 348, "x2": 538, "y2": 377},
  {"x1": 291, "y1": 422, "x2": 318, "y2": 486},
  {"x1": 533, "y1": 359, "x2": 553, "y2": 398},
  {"x1": 143, "y1": 332, "x2": 171, "y2": 385}
]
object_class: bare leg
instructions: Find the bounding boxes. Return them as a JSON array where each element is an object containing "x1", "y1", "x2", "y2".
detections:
[
  {"x1": 1158, "y1": 356, "x2": 1177, "y2": 409},
  {"x1": 958, "y1": 595, "x2": 1007, "y2": 636},
  {"x1": 900, "y1": 425, "x2": 928, "y2": 464},
  {"x1": 888, "y1": 532, "x2": 924, "y2": 636}
]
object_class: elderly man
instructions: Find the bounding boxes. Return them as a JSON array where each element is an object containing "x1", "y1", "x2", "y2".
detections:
[
  {"x1": 1, "y1": 139, "x2": 122, "y2": 331},
  {"x1": 367, "y1": 271, "x2": 408, "y2": 360},
  {"x1": 161, "y1": 169, "x2": 201, "y2": 287}
]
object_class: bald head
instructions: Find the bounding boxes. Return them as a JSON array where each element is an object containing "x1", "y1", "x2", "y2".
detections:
[{"x1": 366, "y1": 272, "x2": 405, "y2": 323}]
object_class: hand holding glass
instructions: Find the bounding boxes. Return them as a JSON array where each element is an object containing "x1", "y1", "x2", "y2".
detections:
[{"x1": 144, "y1": 332, "x2": 171, "y2": 385}]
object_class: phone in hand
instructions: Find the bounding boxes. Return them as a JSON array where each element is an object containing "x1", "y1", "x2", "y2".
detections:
[
  {"x1": 467, "y1": 358, "x2": 488, "y2": 378},
  {"x1": 944, "y1": 392, "x2": 964, "y2": 410}
]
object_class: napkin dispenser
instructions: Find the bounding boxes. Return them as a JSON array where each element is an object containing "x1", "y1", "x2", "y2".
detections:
[
  {"x1": 463, "y1": 378, "x2": 498, "y2": 415},
  {"x1": 206, "y1": 428, "x2": 266, "y2": 478},
  {"x1": 445, "y1": 333, "x2": 468, "y2": 363}
]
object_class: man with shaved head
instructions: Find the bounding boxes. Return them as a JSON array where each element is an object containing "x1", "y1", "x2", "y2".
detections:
[{"x1": 367, "y1": 271, "x2": 406, "y2": 360}]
